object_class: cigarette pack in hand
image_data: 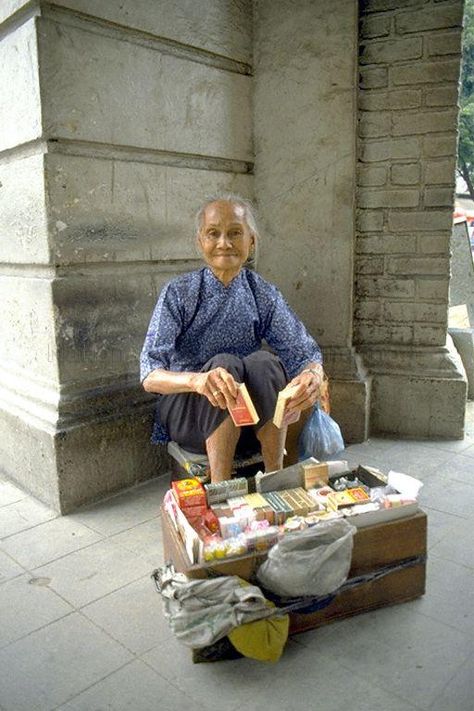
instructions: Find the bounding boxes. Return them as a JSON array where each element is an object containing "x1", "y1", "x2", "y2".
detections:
[
  {"x1": 228, "y1": 383, "x2": 260, "y2": 427},
  {"x1": 273, "y1": 384, "x2": 301, "y2": 428}
]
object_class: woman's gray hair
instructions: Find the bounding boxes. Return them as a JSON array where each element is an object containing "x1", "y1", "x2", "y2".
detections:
[{"x1": 194, "y1": 193, "x2": 260, "y2": 241}]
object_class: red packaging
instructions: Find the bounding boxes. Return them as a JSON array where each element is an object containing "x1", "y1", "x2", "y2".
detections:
[
  {"x1": 204, "y1": 509, "x2": 220, "y2": 534},
  {"x1": 172, "y1": 479, "x2": 207, "y2": 509}
]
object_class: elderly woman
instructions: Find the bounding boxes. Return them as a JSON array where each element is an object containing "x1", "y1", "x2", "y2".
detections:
[{"x1": 140, "y1": 195, "x2": 323, "y2": 482}]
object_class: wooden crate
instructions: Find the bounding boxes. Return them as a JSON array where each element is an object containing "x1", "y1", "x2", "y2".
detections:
[{"x1": 161, "y1": 507, "x2": 427, "y2": 634}]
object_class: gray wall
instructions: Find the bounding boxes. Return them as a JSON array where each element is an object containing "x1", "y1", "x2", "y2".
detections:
[
  {"x1": 0, "y1": 0, "x2": 254, "y2": 511},
  {"x1": 253, "y1": 0, "x2": 370, "y2": 444}
]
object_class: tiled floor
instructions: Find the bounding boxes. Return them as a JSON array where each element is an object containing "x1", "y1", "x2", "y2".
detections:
[{"x1": 1, "y1": 405, "x2": 473, "y2": 711}]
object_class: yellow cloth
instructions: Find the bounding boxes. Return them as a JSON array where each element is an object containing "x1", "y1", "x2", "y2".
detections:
[{"x1": 228, "y1": 606, "x2": 289, "y2": 663}]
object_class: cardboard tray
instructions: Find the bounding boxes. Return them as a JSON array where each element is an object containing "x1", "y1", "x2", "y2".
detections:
[{"x1": 160, "y1": 506, "x2": 427, "y2": 633}]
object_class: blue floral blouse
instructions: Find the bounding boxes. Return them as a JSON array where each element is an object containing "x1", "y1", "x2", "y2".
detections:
[{"x1": 140, "y1": 267, "x2": 322, "y2": 443}]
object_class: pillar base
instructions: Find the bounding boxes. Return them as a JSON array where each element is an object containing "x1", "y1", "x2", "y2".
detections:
[
  {"x1": 324, "y1": 346, "x2": 371, "y2": 444},
  {"x1": 0, "y1": 374, "x2": 167, "y2": 513},
  {"x1": 359, "y1": 339, "x2": 467, "y2": 440}
]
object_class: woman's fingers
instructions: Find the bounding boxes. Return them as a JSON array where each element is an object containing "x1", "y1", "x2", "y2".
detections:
[
  {"x1": 286, "y1": 376, "x2": 320, "y2": 412},
  {"x1": 205, "y1": 368, "x2": 238, "y2": 409}
]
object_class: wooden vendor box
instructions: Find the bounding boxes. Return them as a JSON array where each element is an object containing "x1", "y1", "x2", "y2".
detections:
[{"x1": 161, "y1": 506, "x2": 427, "y2": 634}]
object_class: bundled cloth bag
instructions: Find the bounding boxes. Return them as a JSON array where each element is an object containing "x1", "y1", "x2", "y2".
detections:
[
  {"x1": 256, "y1": 519, "x2": 356, "y2": 598},
  {"x1": 153, "y1": 564, "x2": 289, "y2": 661}
]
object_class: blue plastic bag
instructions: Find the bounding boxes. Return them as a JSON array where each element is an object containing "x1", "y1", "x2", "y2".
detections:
[{"x1": 299, "y1": 403, "x2": 344, "y2": 460}]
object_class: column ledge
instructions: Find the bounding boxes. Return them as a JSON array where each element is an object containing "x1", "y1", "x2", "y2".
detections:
[{"x1": 358, "y1": 340, "x2": 466, "y2": 380}]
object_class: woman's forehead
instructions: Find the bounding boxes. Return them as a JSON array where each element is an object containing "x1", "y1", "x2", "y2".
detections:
[{"x1": 203, "y1": 201, "x2": 247, "y2": 225}]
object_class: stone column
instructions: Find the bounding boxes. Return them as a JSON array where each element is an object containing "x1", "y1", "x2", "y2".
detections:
[
  {"x1": 356, "y1": 0, "x2": 467, "y2": 437},
  {"x1": 253, "y1": 0, "x2": 370, "y2": 442},
  {"x1": 0, "y1": 1, "x2": 253, "y2": 511}
]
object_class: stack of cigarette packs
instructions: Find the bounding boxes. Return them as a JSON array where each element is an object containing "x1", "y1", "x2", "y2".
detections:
[{"x1": 167, "y1": 459, "x2": 422, "y2": 564}]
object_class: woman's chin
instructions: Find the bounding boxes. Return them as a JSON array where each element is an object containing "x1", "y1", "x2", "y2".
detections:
[{"x1": 211, "y1": 257, "x2": 242, "y2": 270}]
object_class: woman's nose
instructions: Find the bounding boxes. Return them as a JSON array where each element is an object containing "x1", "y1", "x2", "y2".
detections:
[{"x1": 216, "y1": 232, "x2": 233, "y2": 246}]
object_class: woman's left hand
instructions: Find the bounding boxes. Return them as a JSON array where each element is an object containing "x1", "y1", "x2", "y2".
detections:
[{"x1": 286, "y1": 368, "x2": 323, "y2": 414}]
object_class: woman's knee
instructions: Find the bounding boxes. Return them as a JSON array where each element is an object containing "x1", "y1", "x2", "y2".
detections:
[
  {"x1": 203, "y1": 353, "x2": 245, "y2": 381},
  {"x1": 243, "y1": 350, "x2": 287, "y2": 386}
]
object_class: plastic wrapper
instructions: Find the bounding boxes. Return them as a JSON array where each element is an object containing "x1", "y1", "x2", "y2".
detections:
[
  {"x1": 256, "y1": 519, "x2": 356, "y2": 598},
  {"x1": 299, "y1": 404, "x2": 345, "y2": 460}
]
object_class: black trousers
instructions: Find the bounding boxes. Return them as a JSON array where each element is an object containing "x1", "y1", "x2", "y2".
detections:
[{"x1": 159, "y1": 351, "x2": 288, "y2": 455}]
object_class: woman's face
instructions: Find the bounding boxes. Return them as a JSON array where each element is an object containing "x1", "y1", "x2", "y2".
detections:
[{"x1": 197, "y1": 201, "x2": 255, "y2": 284}]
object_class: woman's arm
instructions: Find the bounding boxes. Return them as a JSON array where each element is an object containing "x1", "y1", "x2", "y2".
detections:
[{"x1": 142, "y1": 367, "x2": 238, "y2": 410}]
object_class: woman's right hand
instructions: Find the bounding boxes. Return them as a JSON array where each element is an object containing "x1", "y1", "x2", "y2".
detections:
[{"x1": 190, "y1": 368, "x2": 239, "y2": 409}]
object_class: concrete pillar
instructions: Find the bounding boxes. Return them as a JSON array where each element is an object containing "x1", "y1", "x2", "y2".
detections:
[
  {"x1": 356, "y1": 0, "x2": 467, "y2": 438},
  {"x1": 0, "y1": 1, "x2": 254, "y2": 512},
  {"x1": 253, "y1": 0, "x2": 370, "y2": 443}
]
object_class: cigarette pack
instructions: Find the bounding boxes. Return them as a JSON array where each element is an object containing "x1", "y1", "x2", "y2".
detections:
[
  {"x1": 303, "y1": 461, "x2": 350, "y2": 489},
  {"x1": 210, "y1": 503, "x2": 232, "y2": 518},
  {"x1": 303, "y1": 462, "x2": 328, "y2": 488},
  {"x1": 273, "y1": 384, "x2": 301, "y2": 428},
  {"x1": 262, "y1": 493, "x2": 286, "y2": 525},
  {"x1": 243, "y1": 493, "x2": 274, "y2": 522},
  {"x1": 171, "y1": 479, "x2": 207, "y2": 510},
  {"x1": 182, "y1": 503, "x2": 209, "y2": 519},
  {"x1": 327, "y1": 487, "x2": 371, "y2": 511},
  {"x1": 228, "y1": 383, "x2": 260, "y2": 427},
  {"x1": 271, "y1": 491, "x2": 295, "y2": 520},
  {"x1": 204, "y1": 477, "x2": 248, "y2": 505},
  {"x1": 289, "y1": 487, "x2": 319, "y2": 514},
  {"x1": 308, "y1": 485, "x2": 336, "y2": 507}
]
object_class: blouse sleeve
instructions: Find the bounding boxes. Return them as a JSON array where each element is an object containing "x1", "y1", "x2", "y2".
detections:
[
  {"x1": 139, "y1": 283, "x2": 183, "y2": 381},
  {"x1": 263, "y1": 288, "x2": 323, "y2": 379}
]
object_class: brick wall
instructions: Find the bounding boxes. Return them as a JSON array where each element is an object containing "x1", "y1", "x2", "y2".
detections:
[{"x1": 355, "y1": 0, "x2": 464, "y2": 347}]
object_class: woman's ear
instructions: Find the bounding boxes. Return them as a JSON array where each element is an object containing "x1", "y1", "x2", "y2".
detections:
[{"x1": 196, "y1": 232, "x2": 203, "y2": 254}]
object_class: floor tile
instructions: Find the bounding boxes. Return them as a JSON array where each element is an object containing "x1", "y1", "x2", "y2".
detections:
[
  {"x1": 408, "y1": 556, "x2": 474, "y2": 634},
  {"x1": 0, "y1": 497, "x2": 57, "y2": 538},
  {"x1": 430, "y1": 453, "x2": 474, "y2": 485},
  {"x1": 81, "y1": 575, "x2": 172, "y2": 655},
  {"x1": 145, "y1": 635, "x2": 419, "y2": 711},
  {"x1": 418, "y1": 472, "x2": 474, "y2": 519},
  {"x1": 342, "y1": 438, "x2": 399, "y2": 458},
  {"x1": 425, "y1": 439, "x2": 474, "y2": 454},
  {"x1": 237, "y1": 645, "x2": 421, "y2": 711},
  {"x1": 0, "y1": 613, "x2": 132, "y2": 711},
  {"x1": 0, "y1": 480, "x2": 28, "y2": 506},
  {"x1": 331, "y1": 447, "x2": 390, "y2": 471},
  {"x1": 429, "y1": 655, "x2": 474, "y2": 711},
  {"x1": 429, "y1": 518, "x2": 474, "y2": 569},
  {"x1": 0, "y1": 549, "x2": 25, "y2": 583},
  {"x1": 424, "y1": 507, "x2": 467, "y2": 550},
  {"x1": 142, "y1": 636, "x2": 315, "y2": 711},
  {"x1": 297, "y1": 605, "x2": 473, "y2": 709},
  {"x1": 373, "y1": 443, "x2": 453, "y2": 479},
  {"x1": 461, "y1": 443, "x2": 474, "y2": 458},
  {"x1": 58, "y1": 658, "x2": 201, "y2": 711},
  {"x1": 34, "y1": 539, "x2": 155, "y2": 608},
  {"x1": 70, "y1": 476, "x2": 167, "y2": 537},
  {"x1": 0, "y1": 516, "x2": 102, "y2": 569},
  {"x1": 0, "y1": 574, "x2": 73, "y2": 648},
  {"x1": 109, "y1": 517, "x2": 164, "y2": 569}
]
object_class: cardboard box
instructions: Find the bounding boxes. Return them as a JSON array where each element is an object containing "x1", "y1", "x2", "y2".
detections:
[{"x1": 160, "y1": 505, "x2": 427, "y2": 635}]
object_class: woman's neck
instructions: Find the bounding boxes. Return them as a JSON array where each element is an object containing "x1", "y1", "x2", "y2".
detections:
[{"x1": 208, "y1": 266, "x2": 242, "y2": 286}]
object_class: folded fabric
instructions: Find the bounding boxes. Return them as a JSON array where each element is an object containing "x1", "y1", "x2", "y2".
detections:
[
  {"x1": 156, "y1": 565, "x2": 282, "y2": 649},
  {"x1": 228, "y1": 606, "x2": 289, "y2": 662}
]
